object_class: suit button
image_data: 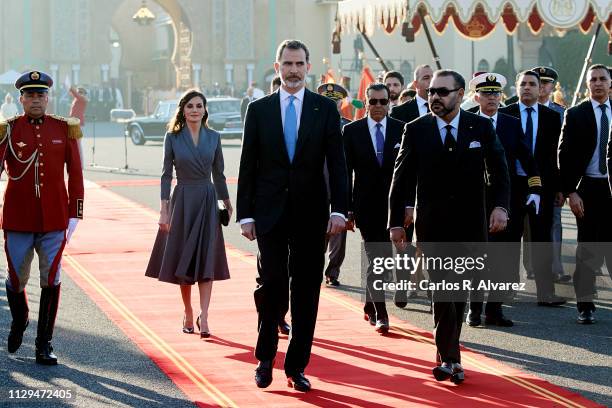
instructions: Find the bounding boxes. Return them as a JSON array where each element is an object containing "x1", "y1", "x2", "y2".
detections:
[
  {"x1": 40, "y1": 173, "x2": 44, "y2": 176},
  {"x1": 36, "y1": 126, "x2": 40, "y2": 130},
  {"x1": 40, "y1": 183, "x2": 43, "y2": 187},
  {"x1": 39, "y1": 153, "x2": 43, "y2": 157},
  {"x1": 36, "y1": 134, "x2": 41, "y2": 138},
  {"x1": 40, "y1": 162, "x2": 44, "y2": 166},
  {"x1": 38, "y1": 143, "x2": 42, "y2": 147}
]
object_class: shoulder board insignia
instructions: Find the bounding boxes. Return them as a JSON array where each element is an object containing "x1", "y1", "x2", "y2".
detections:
[{"x1": 48, "y1": 114, "x2": 83, "y2": 139}]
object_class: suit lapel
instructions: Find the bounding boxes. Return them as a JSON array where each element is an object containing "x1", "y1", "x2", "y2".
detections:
[
  {"x1": 383, "y1": 117, "x2": 399, "y2": 167},
  {"x1": 456, "y1": 113, "x2": 472, "y2": 158},
  {"x1": 270, "y1": 91, "x2": 290, "y2": 165},
  {"x1": 294, "y1": 89, "x2": 314, "y2": 161},
  {"x1": 182, "y1": 127, "x2": 206, "y2": 171},
  {"x1": 358, "y1": 118, "x2": 379, "y2": 168}
]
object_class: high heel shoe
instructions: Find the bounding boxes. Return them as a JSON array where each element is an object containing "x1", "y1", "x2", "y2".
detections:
[
  {"x1": 197, "y1": 315, "x2": 210, "y2": 338},
  {"x1": 182, "y1": 315, "x2": 194, "y2": 334}
]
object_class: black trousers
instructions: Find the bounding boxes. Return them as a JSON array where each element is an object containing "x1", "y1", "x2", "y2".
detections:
[
  {"x1": 573, "y1": 177, "x2": 612, "y2": 312},
  {"x1": 360, "y1": 227, "x2": 391, "y2": 320},
  {"x1": 507, "y1": 177, "x2": 556, "y2": 300},
  {"x1": 254, "y1": 209, "x2": 326, "y2": 375}
]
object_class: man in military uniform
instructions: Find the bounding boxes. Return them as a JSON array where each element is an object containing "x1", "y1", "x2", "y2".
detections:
[
  {"x1": 0, "y1": 71, "x2": 84, "y2": 365},
  {"x1": 532, "y1": 66, "x2": 571, "y2": 283},
  {"x1": 465, "y1": 73, "x2": 541, "y2": 328},
  {"x1": 317, "y1": 82, "x2": 352, "y2": 287}
]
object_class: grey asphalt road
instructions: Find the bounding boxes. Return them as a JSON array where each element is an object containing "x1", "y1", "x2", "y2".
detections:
[{"x1": 1, "y1": 123, "x2": 610, "y2": 407}]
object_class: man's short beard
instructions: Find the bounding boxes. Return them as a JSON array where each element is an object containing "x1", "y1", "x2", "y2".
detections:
[
  {"x1": 389, "y1": 92, "x2": 399, "y2": 101},
  {"x1": 283, "y1": 78, "x2": 303, "y2": 89}
]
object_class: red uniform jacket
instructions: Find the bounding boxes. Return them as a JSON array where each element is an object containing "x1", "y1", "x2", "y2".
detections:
[{"x1": 0, "y1": 115, "x2": 84, "y2": 232}]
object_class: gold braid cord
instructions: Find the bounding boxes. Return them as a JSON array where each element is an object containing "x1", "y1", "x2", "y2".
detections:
[{"x1": 48, "y1": 114, "x2": 83, "y2": 140}]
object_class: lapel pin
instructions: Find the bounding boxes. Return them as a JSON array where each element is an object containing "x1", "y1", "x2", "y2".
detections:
[{"x1": 16, "y1": 142, "x2": 27, "y2": 148}]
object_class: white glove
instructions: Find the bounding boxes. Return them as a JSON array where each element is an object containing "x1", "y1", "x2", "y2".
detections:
[
  {"x1": 526, "y1": 194, "x2": 540, "y2": 215},
  {"x1": 66, "y1": 218, "x2": 79, "y2": 243}
]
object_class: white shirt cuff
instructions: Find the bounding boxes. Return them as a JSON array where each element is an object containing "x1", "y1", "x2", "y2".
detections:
[
  {"x1": 239, "y1": 218, "x2": 255, "y2": 225},
  {"x1": 405, "y1": 206, "x2": 414, "y2": 209},
  {"x1": 330, "y1": 212, "x2": 347, "y2": 221}
]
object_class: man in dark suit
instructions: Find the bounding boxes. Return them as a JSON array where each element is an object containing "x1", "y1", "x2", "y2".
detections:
[
  {"x1": 343, "y1": 83, "x2": 405, "y2": 334},
  {"x1": 558, "y1": 64, "x2": 612, "y2": 324},
  {"x1": 389, "y1": 69, "x2": 510, "y2": 384},
  {"x1": 237, "y1": 40, "x2": 348, "y2": 392},
  {"x1": 465, "y1": 72, "x2": 541, "y2": 328},
  {"x1": 240, "y1": 87, "x2": 255, "y2": 123},
  {"x1": 317, "y1": 82, "x2": 352, "y2": 287},
  {"x1": 389, "y1": 64, "x2": 433, "y2": 124},
  {"x1": 499, "y1": 70, "x2": 566, "y2": 306},
  {"x1": 533, "y1": 66, "x2": 571, "y2": 283},
  {"x1": 388, "y1": 64, "x2": 433, "y2": 303}
]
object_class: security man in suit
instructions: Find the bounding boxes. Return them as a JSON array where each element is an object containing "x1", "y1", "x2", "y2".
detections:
[
  {"x1": 558, "y1": 64, "x2": 612, "y2": 324},
  {"x1": 389, "y1": 69, "x2": 510, "y2": 384},
  {"x1": 343, "y1": 83, "x2": 405, "y2": 334},
  {"x1": 532, "y1": 66, "x2": 571, "y2": 283},
  {"x1": 466, "y1": 73, "x2": 541, "y2": 328},
  {"x1": 499, "y1": 70, "x2": 566, "y2": 306},
  {"x1": 318, "y1": 82, "x2": 351, "y2": 287},
  {"x1": 0, "y1": 71, "x2": 84, "y2": 365}
]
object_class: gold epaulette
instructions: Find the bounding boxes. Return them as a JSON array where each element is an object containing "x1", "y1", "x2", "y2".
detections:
[
  {"x1": 527, "y1": 176, "x2": 542, "y2": 187},
  {"x1": 0, "y1": 116, "x2": 17, "y2": 144},
  {"x1": 48, "y1": 114, "x2": 83, "y2": 140}
]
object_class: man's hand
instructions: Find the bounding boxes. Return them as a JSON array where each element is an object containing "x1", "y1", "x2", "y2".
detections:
[
  {"x1": 525, "y1": 194, "x2": 540, "y2": 215},
  {"x1": 553, "y1": 192, "x2": 565, "y2": 207},
  {"x1": 489, "y1": 208, "x2": 508, "y2": 233},
  {"x1": 390, "y1": 227, "x2": 407, "y2": 251},
  {"x1": 404, "y1": 207, "x2": 414, "y2": 228},
  {"x1": 346, "y1": 212, "x2": 355, "y2": 232},
  {"x1": 568, "y1": 192, "x2": 584, "y2": 218},
  {"x1": 66, "y1": 218, "x2": 79, "y2": 243},
  {"x1": 241, "y1": 222, "x2": 257, "y2": 241},
  {"x1": 327, "y1": 215, "x2": 346, "y2": 235}
]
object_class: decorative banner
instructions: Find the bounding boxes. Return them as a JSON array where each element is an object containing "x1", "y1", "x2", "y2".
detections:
[{"x1": 338, "y1": 0, "x2": 612, "y2": 39}]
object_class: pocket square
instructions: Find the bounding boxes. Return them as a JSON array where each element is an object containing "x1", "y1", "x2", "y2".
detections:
[
  {"x1": 394, "y1": 143, "x2": 401, "y2": 148},
  {"x1": 469, "y1": 141, "x2": 481, "y2": 148}
]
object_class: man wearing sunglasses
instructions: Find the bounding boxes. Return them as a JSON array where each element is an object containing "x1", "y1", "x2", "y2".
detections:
[
  {"x1": 388, "y1": 69, "x2": 510, "y2": 384},
  {"x1": 342, "y1": 83, "x2": 406, "y2": 335},
  {"x1": 499, "y1": 70, "x2": 566, "y2": 307},
  {"x1": 466, "y1": 72, "x2": 541, "y2": 329}
]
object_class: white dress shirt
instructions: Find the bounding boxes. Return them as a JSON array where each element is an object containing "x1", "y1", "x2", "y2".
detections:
[
  {"x1": 416, "y1": 94, "x2": 429, "y2": 117},
  {"x1": 585, "y1": 98, "x2": 611, "y2": 177},
  {"x1": 436, "y1": 110, "x2": 460, "y2": 144},
  {"x1": 367, "y1": 116, "x2": 387, "y2": 156},
  {"x1": 279, "y1": 86, "x2": 304, "y2": 131}
]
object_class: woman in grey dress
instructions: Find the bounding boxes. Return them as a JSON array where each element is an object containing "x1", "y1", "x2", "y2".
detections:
[{"x1": 145, "y1": 89, "x2": 232, "y2": 338}]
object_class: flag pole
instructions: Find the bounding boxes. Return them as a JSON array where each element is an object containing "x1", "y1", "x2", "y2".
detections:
[
  {"x1": 359, "y1": 30, "x2": 390, "y2": 72},
  {"x1": 571, "y1": 23, "x2": 602, "y2": 107}
]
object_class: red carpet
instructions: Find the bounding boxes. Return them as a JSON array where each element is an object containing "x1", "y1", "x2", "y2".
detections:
[{"x1": 62, "y1": 181, "x2": 603, "y2": 407}]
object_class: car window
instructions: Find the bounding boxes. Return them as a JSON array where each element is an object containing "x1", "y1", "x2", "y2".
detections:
[
  {"x1": 207, "y1": 100, "x2": 240, "y2": 114},
  {"x1": 153, "y1": 103, "x2": 163, "y2": 117}
]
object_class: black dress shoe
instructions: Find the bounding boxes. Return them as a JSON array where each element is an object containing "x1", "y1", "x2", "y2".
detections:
[
  {"x1": 485, "y1": 315, "x2": 514, "y2": 327},
  {"x1": 466, "y1": 311, "x2": 481, "y2": 327},
  {"x1": 375, "y1": 318, "x2": 390, "y2": 334},
  {"x1": 394, "y1": 290, "x2": 408, "y2": 309},
  {"x1": 326, "y1": 277, "x2": 340, "y2": 287},
  {"x1": 577, "y1": 310, "x2": 595, "y2": 324},
  {"x1": 433, "y1": 362, "x2": 453, "y2": 381},
  {"x1": 287, "y1": 372, "x2": 311, "y2": 392},
  {"x1": 450, "y1": 363, "x2": 465, "y2": 384},
  {"x1": 537, "y1": 296, "x2": 566, "y2": 307},
  {"x1": 35, "y1": 341, "x2": 58, "y2": 365},
  {"x1": 554, "y1": 274, "x2": 572, "y2": 283},
  {"x1": 363, "y1": 313, "x2": 376, "y2": 326},
  {"x1": 278, "y1": 320, "x2": 291, "y2": 335},
  {"x1": 255, "y1": 360, "x2": 274, "y2": 388}
]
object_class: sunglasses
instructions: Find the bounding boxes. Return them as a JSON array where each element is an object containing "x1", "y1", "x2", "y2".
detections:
[
  {"x1": 368, "y1": 98, "x2": 389, "y2": 106},
  {"x1": 427, "y1": 87, "x2": 461, "y2": 97}
]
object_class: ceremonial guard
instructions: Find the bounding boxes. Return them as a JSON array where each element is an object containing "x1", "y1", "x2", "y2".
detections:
[{"x1": 0, "y1": 71, "x2": 84, "y2": 365}]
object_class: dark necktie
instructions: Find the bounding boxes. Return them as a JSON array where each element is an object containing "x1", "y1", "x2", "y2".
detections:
[
  {"x1": 424, "y1": 102, "x2": 430, "y2": 113},
  {"x1": 444, "y1": 124, "x2": 455, "y2": 153},
  {"x1": 375, "y1": 123, "x2": 384, "y2": 166},
  {"x1": 525, "y1": 107, "x2": 534, "y2": 153},
  {"x1": 599, "y1": 104, "x2": 609, "y2": 174}
]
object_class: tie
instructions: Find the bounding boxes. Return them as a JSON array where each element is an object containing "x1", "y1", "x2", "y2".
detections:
[
  {"x1": 375, "y1": 123, "x2": 385, "y2": 166},
  {"x1": 599, "y1": 104, "x2": 609, "y2": 174},
  {"x1": 284, "y1": 95, "x2": 297, "y2": 162},
  {"x1": 525, "y1": 107, "x2": 534, "y2": 153},
  {"x1": 490, "y1": 116, "x2": 495, "y2": 128},
  {"x1": 424, "y1": 102, "x2": 430, "y2": 113},
  {"x1": 444, "y1": 124, "x2": 455, "y2": 153}
]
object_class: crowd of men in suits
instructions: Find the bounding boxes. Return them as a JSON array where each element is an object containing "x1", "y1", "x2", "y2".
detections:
[{"x1": 237, "y1": 39, "x2": 611, "y2": 391}]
